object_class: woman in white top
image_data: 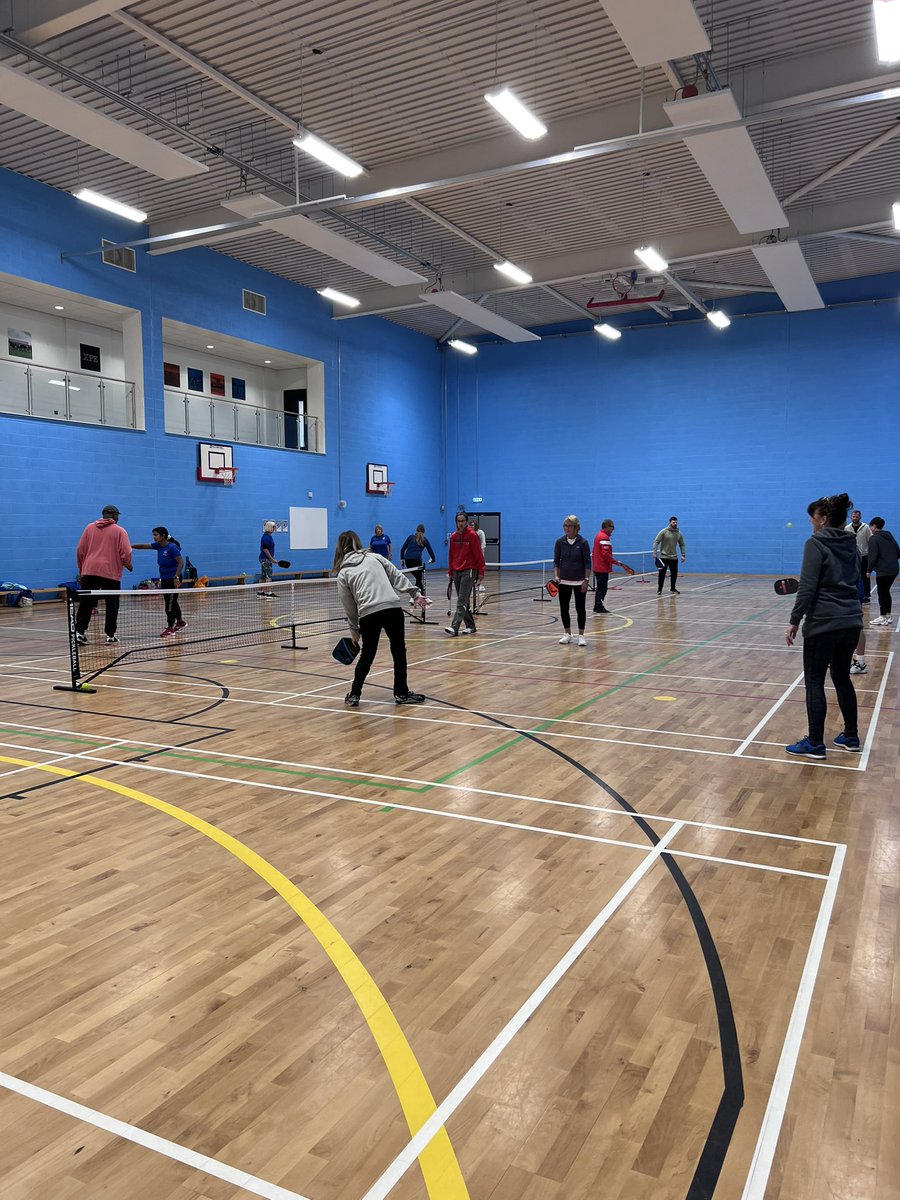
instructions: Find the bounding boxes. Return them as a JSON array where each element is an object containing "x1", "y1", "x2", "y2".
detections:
[{"x1": 333, "y1": 530, "x2": 425, "y2": 707}]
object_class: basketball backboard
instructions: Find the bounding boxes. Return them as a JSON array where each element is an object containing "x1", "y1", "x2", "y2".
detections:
[{"x1": 197, "y1": 442, "x2": 234, "y2": 482}]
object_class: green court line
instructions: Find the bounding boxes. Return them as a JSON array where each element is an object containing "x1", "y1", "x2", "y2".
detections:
[
  {"x1": 0, "y1": 727, "x2": 106, "y2": 747},
  {"x1": 431, "y1": 601, "x2": 781, "y2": 786}
]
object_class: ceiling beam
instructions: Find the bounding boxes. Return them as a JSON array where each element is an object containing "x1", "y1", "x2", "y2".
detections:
[
  {"x1": 14, "y1": 0, "x2": 130, "y2": 44},
  {"x1": 782, "y1": 122, "x2": 900, "y2": 206},
  {"x1": 332, "y1": 190, "x2": 897, "y2": 318}
]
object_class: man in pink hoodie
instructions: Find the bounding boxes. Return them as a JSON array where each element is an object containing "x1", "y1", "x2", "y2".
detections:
[{"x1": 75, "y1": 505, "x2": 133, "y2": 644}]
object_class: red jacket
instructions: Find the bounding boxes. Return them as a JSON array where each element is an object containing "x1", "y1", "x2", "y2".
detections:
[
  {"x1": 76, "y1": 519, "x2": 132, "y2": 581},
  {"x1": 592, "y1": 529, "x2": 621, "y2": 574},
  {"x1": 448, "y1": 526, "x2": 485, "y2": 577}
]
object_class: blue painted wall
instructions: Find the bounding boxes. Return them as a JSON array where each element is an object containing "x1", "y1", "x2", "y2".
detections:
[
  {"x1": 0, "y1": 167, "x2": 443, "y2": 586},
  {"x1": 444, "y1": 293, "x2": 900, "y2": 573}
]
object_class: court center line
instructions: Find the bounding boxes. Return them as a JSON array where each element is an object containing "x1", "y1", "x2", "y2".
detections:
[
  {"x1": 0, "y1": 1069, "x2": 312, "y2": 1200},
  {"x1": 733, "y1": 671, "x2": 805, "y2": 756},
  {"x1": 740, "y1": 842, "x2": 846, "y2": 1200},
  {"x1": 360, "y1": 821, "x2": 687, "y2": 1200}
]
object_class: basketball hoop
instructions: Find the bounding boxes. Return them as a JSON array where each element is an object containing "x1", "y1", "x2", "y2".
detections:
[
  {"x1": 212, "y1": 467, "x2": 238, "y2": 487},
  {"x1": 381, "y1": 482, "x2": 396, "y2": 496}
]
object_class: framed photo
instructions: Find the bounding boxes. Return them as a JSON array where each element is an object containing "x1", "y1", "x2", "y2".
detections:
[
  {"x1": 163, "y1": 362, "x2": 181, "y2": 387},
  {"x1": 80, "y1": 344, "x2": 101, "y2": 372},
  {"x1": 8, "y1": 329, "x2": 33, "y2": 359},
  {"x1": 231, "y1": 377, "x2": 246, "y2": 401},
  {"x1": 210, "y1": 372, "x2": 226, "y2": 397},
  {"x1": 187, "y1": 367, "x2": 203, "y2": 392}
]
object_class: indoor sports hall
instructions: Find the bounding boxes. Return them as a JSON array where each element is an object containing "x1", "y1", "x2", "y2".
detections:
[{"x1": 1, "y1": 4, "x2": 899, "y2": 1200}]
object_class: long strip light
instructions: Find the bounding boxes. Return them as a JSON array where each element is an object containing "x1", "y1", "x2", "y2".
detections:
[
  {"x1": 292, "y1": 132, "x2": 364, "y2": 178},
  {"x1": 448, "y1": 339, "x2": 478, "y2": 355},
  {"x1": 593, "y1": 322, "x2": 622, "y2": 341},
  {"x1": 73, "y1": 188, "x2": 147, "y2": 223},
  {"x1": 493, "y1": 260, "x2": 533, "y2": 285},
  {"x1": 893, "y1": 200, "x2": 900, "y2": 230},
  {"x1": 873, "y1": 0, "x2": 900, "y2": 62},
  {"x1": 635, "y1": 244, "x2": 669, "y2": 272},
  {"x1": 484, "y1": 87, "x2": 547, "y2": 140},
  {"x1": 317, "y1": 287, "x2": 360, "y2": 308},
  {"x1": 706, "y1": 309, "x2": 731, "y2": 330}
]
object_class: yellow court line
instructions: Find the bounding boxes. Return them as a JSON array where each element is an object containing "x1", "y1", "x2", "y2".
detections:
[{"x1": 0, "y1": 755, "x2": 469, "y2": 1200}]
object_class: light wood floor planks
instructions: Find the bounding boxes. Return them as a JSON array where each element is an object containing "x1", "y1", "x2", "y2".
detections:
[{"x1": 0, "y1": 575, "x2": 897, "y2": 1200}]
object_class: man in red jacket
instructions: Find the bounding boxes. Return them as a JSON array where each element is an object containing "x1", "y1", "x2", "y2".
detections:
[
  {"x1": 446, "y1": 511, "x2": 485, "y2": 636},
  {"x1": 591, "y1": 518, "x2": 625, "y2": 614},
  {"x1": 75, "y1": 504, "x2": 133, "y2": 644}
]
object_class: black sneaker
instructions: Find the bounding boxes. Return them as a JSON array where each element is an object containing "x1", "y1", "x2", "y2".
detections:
[
  {"x1": 75, "y1": 632, "x2": 88, "y2": 645},
  {"x1": 344, "y1": 692, "x2": 360, "y2": 707},
  {"x1": 670, "y1": 589, "x2": 680, "y2": 594},
  {"x1": 394, "y1": 692, "x2": 425, "y2": 705}
]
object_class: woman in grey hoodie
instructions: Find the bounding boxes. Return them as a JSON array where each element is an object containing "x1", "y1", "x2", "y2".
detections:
[
  {"x1": 333, "y1": 530, "x2": 425, "y2": 708},
  {"x1": 785, "y1": 493, "x2": 863, "y2": 759}
]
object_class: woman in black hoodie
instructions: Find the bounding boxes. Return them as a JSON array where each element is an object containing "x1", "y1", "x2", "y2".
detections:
[
  {"x1": 785, "y1": 493, "x2": 863, "y2": 759},
  {"x1": 866, "y1": 516, "x2": 899, "y2": 627}
]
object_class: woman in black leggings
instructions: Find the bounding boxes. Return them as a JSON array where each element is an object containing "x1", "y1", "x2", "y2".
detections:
[
  {"x1": 866, "y1": 516, "x2": 899, "y2": 627},
  {"x1": 552, "y1": 515, "x2": 591, "y2": 647},
  {"x1": 785, "y1": 493, "x2": 863, "y2": 759}
]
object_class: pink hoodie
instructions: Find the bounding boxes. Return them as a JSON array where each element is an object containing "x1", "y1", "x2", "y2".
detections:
[{"x1": 76, "y1": 519, "x2": 132, "y2": 581}]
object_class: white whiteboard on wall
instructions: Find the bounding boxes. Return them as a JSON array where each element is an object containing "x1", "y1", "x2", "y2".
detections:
[{"x1": 289, "y1": 507, "x2": 329, "y2": 550}]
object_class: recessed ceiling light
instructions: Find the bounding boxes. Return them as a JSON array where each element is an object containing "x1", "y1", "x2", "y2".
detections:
[
  {"x1": 206, "y1": 344, "x2": 214, "y2": 349},
  {"x1": 264, "y1": 359, "x2": 272, "y2": 364},
  {"x1": 54, "y1": 304, "x2": 65, "y2": 311}
]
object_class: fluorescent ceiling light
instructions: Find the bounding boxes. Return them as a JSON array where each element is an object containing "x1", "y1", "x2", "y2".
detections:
[
  {"x1": 706, "y1": 310, "x2": 731, "y2": 329},
  {"x1": 874, "y1": 0, "x2": 900, "y2": 62},
  {"x1": 484, "y1": 88, "x2": 547, "y2": 140},
  {"x1": 292, "y1": 132, "x2": 364, "y2": 178},
  {"x1": 318, "y1": 287, "x2": 360, "y2": 308},
  {"x1": 494, "y1": 260, "x2": 533, "y2": 285},
  {"x1": 664, "y1": 90, "x2": 787, "y2": 234},
  {"x1": 449, "y1": 339, "x2": 478, "y2": 355},
  {"x1": 635, "y1": 245, "x2": 669, "y2": 272},
  {"x1": 53, "y1": 305, "x2": 65, "y2": 310},
  {"x1": 74, "y1": 188, "x2": 147, "y2": 223},
  {"x1": 894, "y1": 200, "x2": 900, "y2": 230},
  {"x1": 264, "y1": 359, "x2": 272, "y2": 364},
  {"x1": 594, "y1": 322, "x2": 622, "y2": 341}
]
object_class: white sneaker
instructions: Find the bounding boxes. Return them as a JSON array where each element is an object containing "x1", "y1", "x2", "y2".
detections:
[
  {"x1": 577, "y1": 635, "x2": 587, "y2": 647},
  {"x1": 850, "y1": 660, "x2": 867, "y2": 674},
  {"x1": 558, "y1": 634, "x2": 572, "y2": 644},
  {"x1": 870, "y1": 616, "x2": 890, "y2": 626}
]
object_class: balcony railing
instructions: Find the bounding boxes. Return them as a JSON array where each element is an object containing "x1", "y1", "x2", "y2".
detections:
[
  {"x1": 0, "y1": 356, "x2": 137, "y2": 429},
  {"x1": 164, "y1": 387, "x2": 319, "y2": 452}
]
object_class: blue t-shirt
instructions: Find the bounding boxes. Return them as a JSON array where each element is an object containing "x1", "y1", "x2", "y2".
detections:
[
  {"x1": 259, "y1": 532, "x2": 275, "y2": 563},
  {"x1": 370, "y1": 534, "x2": 391, "y2": 558},
  {"x1": 156, "y1": 541, "x2": 183, "y2": 580}
]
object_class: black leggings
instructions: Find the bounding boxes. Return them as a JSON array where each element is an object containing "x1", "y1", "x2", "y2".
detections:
[
  {"x1": 802, "y1": 626, "x2": 859, "y2": 744},
  {"x1": 160, "y1": 578, "x2": 183, "y2": 626},
  {"x1": 558, "y1": 584, "x2": 586, "y2": 633},
  {"x1": 875, "y1": 573, "x2": 896, "y2": 616},
  {"x1": 404, "y1": 564, "x2": 425, "y2": 594},
  {"x1": 352, "y1": 607, "x2": 408, "y2": 697},
  {"x1": 75, "y1": 575, "x2": 120, "y2": 637},
  {"x1": 658, "y1": 559, "x2": 679, "y2": 591}
]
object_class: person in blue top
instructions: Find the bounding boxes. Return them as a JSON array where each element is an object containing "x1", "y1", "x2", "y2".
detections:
[
  {"x1": 258, "y1": 520, "x2": 277, "y2": 597},
  {"x1": 370, "y1": 524, "x2": 392, "y2": 560},
  {"x1": 152, "y1": 527, "x2": 185, "y2": 638},
  {"x1": 399, "y1": 524, "x2": 435, "y2": 593}
]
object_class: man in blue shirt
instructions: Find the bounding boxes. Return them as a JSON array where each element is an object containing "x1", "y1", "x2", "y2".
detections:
[{"x1": 258, "y1": 521, "x2": 277, "y2": 597}]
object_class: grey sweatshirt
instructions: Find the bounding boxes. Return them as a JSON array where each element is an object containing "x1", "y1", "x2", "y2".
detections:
[
  {"x1": 789, "y1": 527, "x2": 863, "y2": 638},
  {"x1": 337, "y1": 549, "x2": 419, "y2": 637}
]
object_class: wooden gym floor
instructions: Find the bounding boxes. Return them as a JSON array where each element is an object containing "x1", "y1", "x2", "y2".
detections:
[{"x1": 0, "y1": 573, "x2": 897, "y2": 1200}]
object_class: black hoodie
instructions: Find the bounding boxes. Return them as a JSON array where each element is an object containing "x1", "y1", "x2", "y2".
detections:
[
  {"x1": 867, "y1": 528, "x2": 900, "y2": 577},
  {"x1": 789, "y1": 527, "x2": 863, "y2": 638}
]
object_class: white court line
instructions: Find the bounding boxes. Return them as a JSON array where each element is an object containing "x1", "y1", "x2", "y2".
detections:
[
  {"x1": 859, "y1": 650, "x2": 893, "y2": 770},
  {"x1": 0, "y1": 718, "x2": 845, "y2": 847},
  {"x1": 360, "y1": 822, "x2": 687, "y2": 1200},
  {"x1": 733, "y1": 671, "x2": 805, "y2": 757},
  {"x1": 740, "y1": 841, "x2": 846, "y2": 1200},
  {"x1": 0, "y1": 1070, "x2": 309, "y2": 1200}
]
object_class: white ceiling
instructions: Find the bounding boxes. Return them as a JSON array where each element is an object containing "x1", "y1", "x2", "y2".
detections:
[{"x1": 2, "y1": 0, "x2": 899, "y2": 342}]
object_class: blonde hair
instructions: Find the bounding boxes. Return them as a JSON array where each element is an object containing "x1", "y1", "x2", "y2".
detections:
[
  {"x1": 332, "y1": 530, "x2": 363, "y2": 573},
  {"x1": 563, "y1": 515, "x2": 580, "y2": 533},
  {"x1": 415, "y1": 523, "x2": 425, "y2": 547},
  {"x1": 263, "y1": 520, "x2": 276, "y2": 532}
]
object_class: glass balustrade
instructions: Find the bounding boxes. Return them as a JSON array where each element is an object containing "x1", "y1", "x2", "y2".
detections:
[
  {"x1": 0, "y1": 356, "x2": 137, "y2": 429},
  {"x1": 163, "y1": 387, "x2": 319, "y2": 452}
]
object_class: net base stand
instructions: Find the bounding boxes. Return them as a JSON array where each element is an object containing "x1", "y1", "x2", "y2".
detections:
[
  {"x1": 54, "y1": 683, "x2": 97, "y2": 694},
  {"x1": 280, "y1": 643, "x2": 308, "y2": 650}
]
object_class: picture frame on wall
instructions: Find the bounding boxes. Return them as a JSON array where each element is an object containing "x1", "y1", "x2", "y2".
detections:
[
  {"x1": 231, "y1": 377, "x2": 246, "y2": 401},
  {"x1": 8, "y1": 329, "x2": 33, "y2": 359},
  {"x1": 187, "y1": 367, "x2": 203, "y2": 392},
  {"x1": 210, "y1": 372, "x2": 226, "y2": 397},
  {"x1": 163, "y1": 362, "x2": 181, "y2": 387},
  {"x1": 80, "y1": 344, "x2": 101, "y2": 372}
]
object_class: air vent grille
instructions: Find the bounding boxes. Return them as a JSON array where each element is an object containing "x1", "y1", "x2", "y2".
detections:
[
  {"x1": 242, "y1": 288, "x2": 266, "y2": 314},
  {"x1": 101, "y1": 240, "x2": 136, "y2": 272}
]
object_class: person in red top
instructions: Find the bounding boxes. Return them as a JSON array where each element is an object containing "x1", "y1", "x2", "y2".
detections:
[
  {"x1": 591, "y1": 519, "x2": 625, "y2": 615},
  {"x1": 445, "y1": 511, "x2": 485, "y2": 636},
  {"x1": 75, "y1": 504, "x2": 133, "y2": 644}
]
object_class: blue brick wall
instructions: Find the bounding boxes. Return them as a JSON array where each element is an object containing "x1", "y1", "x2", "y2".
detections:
[
  {"x1": 0, "y1": 167, "x2": 443, "y2": 586},
  {"x1": 444, "y1": 296, "x2": 900, "y2": 573}
]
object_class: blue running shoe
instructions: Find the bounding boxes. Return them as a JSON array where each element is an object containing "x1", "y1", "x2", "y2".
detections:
[
  {"x1": 832, "y1": 732, "x2": 861, "y2": 753},
  {"x1": 785, "y1": 737, "x2": 826, "y2": 759}
]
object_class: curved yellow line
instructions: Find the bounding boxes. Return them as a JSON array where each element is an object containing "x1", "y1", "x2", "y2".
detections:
[{"x1": 1, "y1": 755, "x2": 468, "y2": 1199}]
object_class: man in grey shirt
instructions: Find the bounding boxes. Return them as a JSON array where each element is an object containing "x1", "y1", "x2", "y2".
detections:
[
  {"x1": 845, "y1": 510, "x2": 871, "y2": 603},
  {"x1": 653, "y1": 516, "x2": 686, "y2": 595}
]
